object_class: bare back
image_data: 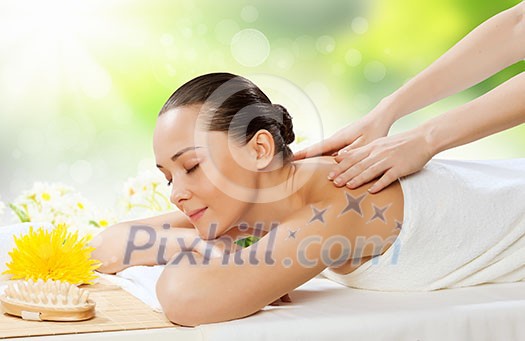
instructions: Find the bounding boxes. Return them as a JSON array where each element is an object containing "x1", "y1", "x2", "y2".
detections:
[{"x1": 292, "y1": 156, "x2": 404, "y2": 275}]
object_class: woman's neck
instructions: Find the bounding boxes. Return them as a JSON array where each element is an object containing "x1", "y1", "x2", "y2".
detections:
[{"x1": 235, "y1": 162, "x2": 304, "y2": 231}]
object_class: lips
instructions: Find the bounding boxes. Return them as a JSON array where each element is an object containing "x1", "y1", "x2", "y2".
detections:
[{"x1": 186, "y1": 207, "x2": 207, "y2": 221}]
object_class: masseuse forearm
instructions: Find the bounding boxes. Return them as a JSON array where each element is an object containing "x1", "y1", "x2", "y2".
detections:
[
  {"x1": 384, "y1": 2, "x2": 525, "y2": 122},
  {"x1": 419, "y1": 71, "x2": 525, "y2": 155}
]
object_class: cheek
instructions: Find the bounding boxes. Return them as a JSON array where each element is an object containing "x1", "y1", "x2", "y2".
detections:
[
  {"x1": 219, "y1": 154, "x2": 256, "y2": 189},
  {"x1": 202, "y1": 152, "x2": 256, "y2": 196},
  {"x1": 200, "y1": 200, "x2": 249, "y2": 238},
  {"x1": 194, "y1": 167, "x2": 250, "y2": 228},
  {"x1": 207, "y1": 137, "x2": 256, "y2": 186}
]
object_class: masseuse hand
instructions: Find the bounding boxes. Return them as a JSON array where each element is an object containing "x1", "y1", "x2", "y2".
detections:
[
  {"x1": 331, "y1": 128, "x2": 434, "y2": 193},
  {"x1": 294, "y1": 102, "x2": 393, "y2": 160},
  {"x1": 293, "y1": 101, "x2": 405, "y2": 194}
]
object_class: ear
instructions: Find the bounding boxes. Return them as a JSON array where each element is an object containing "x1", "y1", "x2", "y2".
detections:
[{"x1": 248, "y1": 130, "x2": 275, "y2": 170}]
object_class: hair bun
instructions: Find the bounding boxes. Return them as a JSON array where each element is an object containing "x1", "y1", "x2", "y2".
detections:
[{"x1": 272, "y1": 104, "x2": 295, "y2": 145}]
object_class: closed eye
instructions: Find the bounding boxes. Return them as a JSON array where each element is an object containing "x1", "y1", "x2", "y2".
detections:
[
  {"x1": 186, "y1": 164, "x2": 199, "y2": 174},
  {"x1": 165, "y1": 163, "x2": 199, "y2": 185}
]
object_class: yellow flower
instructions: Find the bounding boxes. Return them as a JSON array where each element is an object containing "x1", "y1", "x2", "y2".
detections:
[{"x1": 2, "y1": 224, "x2": 102, "y2": 285}]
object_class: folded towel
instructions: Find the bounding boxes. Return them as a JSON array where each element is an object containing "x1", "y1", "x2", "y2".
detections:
[
  {"x1": 98, "y1": 265, "x2": 165, "y2": 312},
  {"x1": 321, "y1": 158, "x2": 525, "y2": 291}
]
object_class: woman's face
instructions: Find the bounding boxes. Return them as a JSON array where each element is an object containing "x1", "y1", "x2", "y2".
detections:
[{"x1": 153, "y1": 104, "x2": 259, "y2": 239}]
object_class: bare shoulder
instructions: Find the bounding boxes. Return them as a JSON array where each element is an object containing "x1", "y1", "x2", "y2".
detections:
[
  {"x1": 292, "y1": 156, "x2": 405, "y2": 271},
  {"x1": 293, "y1": 156, "x2": 404, "y2": 217}
]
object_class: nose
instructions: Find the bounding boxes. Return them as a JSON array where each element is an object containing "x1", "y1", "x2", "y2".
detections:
[{"x1": 170, "y1": 182, "x2": 192, "y2": 207}]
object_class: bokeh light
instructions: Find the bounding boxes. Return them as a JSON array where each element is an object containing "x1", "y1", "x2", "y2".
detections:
[
  {"x1": 351, "y1": 17, "x2": 369, "y2": 35},
  {"x1": 231, "y1": 28, "x2": 271, "y2": 67},
  {"x1": 364, "y1": 61, "x2": 387, "y2": 83},
  {"x1": 0, "y1": 0, "x2": 522, "y2": 221}
]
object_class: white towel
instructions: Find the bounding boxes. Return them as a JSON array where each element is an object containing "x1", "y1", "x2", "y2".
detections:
[
  {"x1": 321, "y1": 158, "x2": 525, "y2": 291},
  {"x1": 97, "y1": 265, "x2": 165, "y2": 312}
]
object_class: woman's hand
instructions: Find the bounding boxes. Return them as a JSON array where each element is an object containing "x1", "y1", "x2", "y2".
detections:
[
  {"x1": 294, "y1": 100, "x2": 395, "y2": 160},
  {"x1": 269, "y1": 293, "x2": 292, "y2": 305},
  {"x1": 330, "y1": 127, "x2": 435, "y2": 193}
]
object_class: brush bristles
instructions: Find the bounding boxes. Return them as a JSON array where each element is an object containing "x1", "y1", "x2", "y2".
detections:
[{"x1": 4, "y1": 279, "x2": 90, "y2": 307}]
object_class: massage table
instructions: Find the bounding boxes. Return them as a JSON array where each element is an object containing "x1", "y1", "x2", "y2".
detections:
[
  {"x1": 1, "y1": 218, "x2": 525, "y2": 340},
  {"x1": 1, "y1": 275, "x2": 522, "y2": 340}
]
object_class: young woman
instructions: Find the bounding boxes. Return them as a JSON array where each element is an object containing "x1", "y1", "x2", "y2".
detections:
[{"x1": 91, "y1": 73, "x2": 525, "y2": 327}]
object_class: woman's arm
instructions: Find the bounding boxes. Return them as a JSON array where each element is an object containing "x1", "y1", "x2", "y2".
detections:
[
  {"x1": 90, "y1": 210, "x2": 197, "y2": 274},
  {"x1": 156, "y1": 206, "x2": 332, "y2": 326},
  {"x1": 126, "y1": 210, "x2": 194, "y2": 229},
  {"x1": 383, "y1": 1, "x2": 525, "y2": 123},
  {"x1": 419, "y1": 70, "x2": 525, "y2": 156},
  {"x1": 155, "y1": 183, "x2": 402, "y2": 326}
]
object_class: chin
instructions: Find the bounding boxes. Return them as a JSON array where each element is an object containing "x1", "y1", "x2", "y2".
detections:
[{"x1": 196, "y1": 221, "x2": 228, "y2": 240}]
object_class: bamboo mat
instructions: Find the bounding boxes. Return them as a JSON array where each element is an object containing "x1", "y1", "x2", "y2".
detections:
[{"x1": 0, "y1": 277, "x2": 177, "y2": 339}]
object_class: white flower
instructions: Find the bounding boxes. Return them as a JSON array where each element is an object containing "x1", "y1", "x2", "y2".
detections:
[
  {"x1": 0, "y1": 196, "x2": 5, "y2": 217},
  {"x1": 118, "y1": 170, "x2": 173, "y2": 220},
  {"x1": 9, "y1": 182, "x2": 115, "y2": 231}
]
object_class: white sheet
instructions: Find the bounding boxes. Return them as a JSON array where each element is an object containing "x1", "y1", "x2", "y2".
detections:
[
  {"x1": 199, "y1": 279, "x2": 525, "y2": 341},
  {"x1": 2, "y1": 223, "x2": 525, "y2": 340},
  {"x1": 96, "y1": 266, "x2": 525, "y2": 341},
  {"x1": 4, "y1": 272, "x2": 525, "y2": 340}
]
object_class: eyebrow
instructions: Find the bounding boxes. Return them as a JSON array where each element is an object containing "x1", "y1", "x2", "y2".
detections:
[{"x1": 156, "y1": 146, "x2": 202, "y2": 168}]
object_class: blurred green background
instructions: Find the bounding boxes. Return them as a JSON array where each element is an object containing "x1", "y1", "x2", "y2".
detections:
[{"x1": 0, "y1": 0, "x2": 523, "y2": 210}]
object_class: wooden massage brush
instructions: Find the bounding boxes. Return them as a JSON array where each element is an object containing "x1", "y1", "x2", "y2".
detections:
[{"x1": 0, "y1": 278, "x2": 95, "y2": 321}]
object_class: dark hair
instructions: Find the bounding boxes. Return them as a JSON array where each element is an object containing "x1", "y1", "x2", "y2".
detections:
[{"x1": 159, "y1": 72, "x2": 295, "y2": 162}]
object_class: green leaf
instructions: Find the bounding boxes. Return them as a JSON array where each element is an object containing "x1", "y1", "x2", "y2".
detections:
[
  {"x1": 88, "y1": 220, "x2": 100, "y2": 227},
  {"x1": 8, "y1": 203, "x2": 30, "y2": 223},
  {"x1": 234, "y1": 236, "x2": 261, "y2": 248}
]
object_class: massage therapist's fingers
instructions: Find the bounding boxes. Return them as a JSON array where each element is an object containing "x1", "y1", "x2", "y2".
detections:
[
  {"x1": 336, "y1": 135, "x2": 366, "y2": 156},
  {"x1": 334, "y1": 136, "x2": 372, "y2": 163},
  {"x1": 294, "y1": 121, "x2": 366, "y2": 161},
  {"x1": 328, "y1": 149, "x2": 369, "y2": 185},
  {"x1": 368, "y1": 168, "x2": 399, "y2": 194},
  {"x1": 333, "y1": 155, "x2": 378, "y2": 187},
  {"x1": 294, "y1": 127, "x2": 359, "y2": 160},
  {"x1": 345, "y1": 159, "x2": 390, "y2": 189},
  {"x1": 294, "y1": 138, "x2": 338, "y2": 160},
  {"x1": 293, "y1": 141, "x2": 315, "y2": 160}
]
